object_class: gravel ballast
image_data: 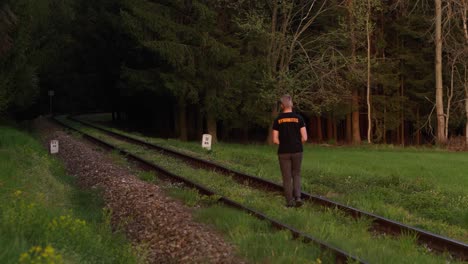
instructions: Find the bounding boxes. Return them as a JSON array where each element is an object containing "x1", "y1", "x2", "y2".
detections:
[{"x1": 35, "y1": 118, "x2": 241, "y2": 264}]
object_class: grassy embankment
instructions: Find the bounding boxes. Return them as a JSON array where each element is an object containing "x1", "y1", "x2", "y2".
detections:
[
  {"x1": 62, "y1": 116, "x2": 466, "y2": 264},
  {"x1": 0, "y1": 124, "x2": 141, "y2": 264},
  {"x1": 81, "y1": 113, "x2": 468, "y2": 242}
]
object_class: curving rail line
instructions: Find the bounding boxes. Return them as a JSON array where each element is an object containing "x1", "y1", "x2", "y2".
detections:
[
  {"x1": 52, "y1": 116, "x2": 366, "y2": 264},
  {"x1": 67, "y1": 115, "x2": 468, "y2": 261}
]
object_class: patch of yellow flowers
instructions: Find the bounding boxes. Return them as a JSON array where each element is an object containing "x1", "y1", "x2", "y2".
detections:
[
  {"x1": 48, "y1": 215, "x2": 86, "y2": 233},
  {"x1": 19, "y1": 245, "x2": 63, "y2": 264},
  {"x1": 14, "y1": 190, "x2": 23, "y2": 197}
]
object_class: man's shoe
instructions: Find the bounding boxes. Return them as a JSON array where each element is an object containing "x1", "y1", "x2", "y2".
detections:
[
  {"x1": 286, "y1": 200, "x2": 295, "y2": 208},
  {"x1": 295, "y1": 198, "x2": 303, "y2": 207}
]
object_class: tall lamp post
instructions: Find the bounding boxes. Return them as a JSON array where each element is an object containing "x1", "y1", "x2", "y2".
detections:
[{"x1": 48, "y1": 90, "x2": 55, "y2": 115}]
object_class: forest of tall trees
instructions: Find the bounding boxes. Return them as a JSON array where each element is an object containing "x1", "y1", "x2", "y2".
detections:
[{"x1": 1, "y1": 0, "x2": 467, "y2": 146}]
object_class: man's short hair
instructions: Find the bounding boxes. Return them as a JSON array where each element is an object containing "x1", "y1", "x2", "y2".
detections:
[{"x1": 280, "y1": 94, "x2": 293, "y2": 108}]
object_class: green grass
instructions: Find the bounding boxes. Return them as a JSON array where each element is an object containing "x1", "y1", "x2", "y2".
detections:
[
  {"x1": 154, "y1": 143, "x2": 468, "y2": 240},
  {"x1": 137, "y1": 171, "x2": 158, "y2": 183},
  {"x1": 61, "y1": 116, "x2": 466, "y2": 263},
  {"x1": 195, "y1": 205, "x2": 331, "y2": 264},
  {"x1": 157, "y1": 183, "x2": 335, "y2": 264},
  {"x1": 79, "y1": 114, "x2": 468, "y2": 242},
  {"x1": 0, "y1": 125, "x2": 142, "y2": 264}
]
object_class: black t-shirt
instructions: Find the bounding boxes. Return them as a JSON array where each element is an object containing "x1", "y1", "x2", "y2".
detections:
[{"x1": 272, "y1": 112, "x2": 305, "y2": 154}]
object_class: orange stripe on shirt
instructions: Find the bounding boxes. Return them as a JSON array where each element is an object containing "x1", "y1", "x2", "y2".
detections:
[{"x1": 278, "y1": 118, "x2": 299, "y2": 124}]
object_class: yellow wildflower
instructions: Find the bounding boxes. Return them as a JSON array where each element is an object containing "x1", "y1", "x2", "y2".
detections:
[
  {"x1": 33, "y1": 246, "x2": 42, "y2": 253},
  {"x1": 19, "y1": 245, "x2": 63, "y2": 264},
  {"x1": 19, "y1": 252, "x2": 28, "y2": 262},
  {"x1": 44, "y1": 246, "x2": 55, "y2": 255}
]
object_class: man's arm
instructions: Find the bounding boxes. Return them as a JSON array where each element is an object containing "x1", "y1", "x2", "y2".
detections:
[
  {"x1": 273, "y1": 130, "x2": 280, "y2": 145},
  {"x1": 300, "y1": 127, "x2": 308, "y2": 143}
]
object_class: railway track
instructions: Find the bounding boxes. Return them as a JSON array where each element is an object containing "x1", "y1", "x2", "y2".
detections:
[
  {"x1": 66, "y1": 115, "x2": 468, "y2": 261},
  {"x1": 52, "y1": 116, "x2": 366, "y2": 264}
]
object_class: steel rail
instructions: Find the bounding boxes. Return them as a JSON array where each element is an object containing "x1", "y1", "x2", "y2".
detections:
[
  {"x1": 68, "y1": 115, "x2": 468, "y2": 261},
  {"x1": 52, "y1": 116, "x2": 366, "y2": 264}
]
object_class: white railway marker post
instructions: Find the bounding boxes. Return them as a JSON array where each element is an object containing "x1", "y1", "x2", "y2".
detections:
[
  {"x1": 202, "y1": 134, "x2": 212, "y2": 151},
  {"x1": 50, "y1": 140, "x2": 59, "y2": 154}
]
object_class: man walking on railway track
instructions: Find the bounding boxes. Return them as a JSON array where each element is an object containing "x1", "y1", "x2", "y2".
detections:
[{"x1": 272, "y1": 95, "x2": 308, "y2": 207}]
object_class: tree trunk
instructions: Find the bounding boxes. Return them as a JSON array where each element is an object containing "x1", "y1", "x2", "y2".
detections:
[
  {"x1": 346, "y1": 113, "x2": 352, "y2": 143},
  {"x1": 465, "y1": 76, "x2": 468, "y2": 147},
  {"x1": 396, "y1": 5, "x2": 404, "y2": 146},
  {"x1": 445, "y1": 57, "x2": 458, "y2": 141},
  {"x1": 333, "y1": 118, "x2": 338, "y2": 144},
  {"x1": 196, "y1": 105, "x2": 203, "y2": 140},
  {"x1": 204, "y1": 88, "x2": 218, "y2": 142},
  {"x1": 463, "y1": 4, "x2": 468, "y2": 148},
  {"x1": 186, "y1": 105, "x2": 196, "y2": 140},
  {"x1": 348, "y1": 0, "x2": 361, "y2": 145},
  {"x1": 241, "y1": 127, "x2": 249, "y2": 143},
  {"x1": 317, "y1": 116, "x2": 323, "y2": 143},
  {"x1": 308, "y1": 115, "x2": 314, "y2": 142},
  {"x1": 266, "y1": 105, "x2": 278, "y2": 144},
  {"x1": 383, "y1": 100, "x2": 387, "y2": 144},
  {"x1": 416, "y1": 107, "x2": 421, "y2": 145},
  {"x1": 465, "y1": 96, "x2": 468, "y2": 149},
  {"x1": 435, "y1": 0, "x2": 446, "y2": 144},
  {"x1": 352, "y1": 89, "x2": 361, "y2": 144},
  {"x1": 173, "y1": 103, "x2": 179, "y2": 137},
  {"x1": 401, "y1": 120, "x2": 405, "y2": 146},
  {"x1": 396, "y1": 124, "x2": 400, "y2": 145},
  {"x1": 401, "y1": 78, "x2": 405, "y2": 146},
  {"x1": 366, "y1": 0, "x2": 372, "y2": 144},
  {"x1": 327, "y1": 114, "x2": 333, "y2": 141},
  {"x1": 178, "y1": 98, "x2": 188, "y2": 141},
  {"x1": 206, "y1": 112, "x2": 218, "y2": 143}
]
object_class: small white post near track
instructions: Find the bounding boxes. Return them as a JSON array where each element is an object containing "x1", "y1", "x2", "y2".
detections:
[
  {"x1": 50, "y1": 140, "x2": 59, "y2": 154},
  {"x1": 202, "y1": 134, "x2": 212, "y2": 151}
]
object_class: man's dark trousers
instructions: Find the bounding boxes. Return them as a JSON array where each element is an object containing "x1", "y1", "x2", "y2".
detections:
[{"x1": 278, "y1": 152, "x2": 303, "y2": 203}]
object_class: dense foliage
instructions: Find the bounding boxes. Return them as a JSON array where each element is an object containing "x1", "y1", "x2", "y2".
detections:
[{"x1": 0, "y1": 0, "x2": 467, "y2": 144}]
